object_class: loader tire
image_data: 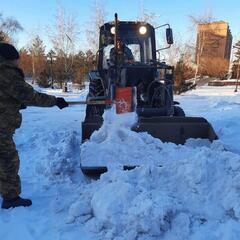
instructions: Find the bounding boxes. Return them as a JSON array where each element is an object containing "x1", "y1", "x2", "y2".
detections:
[
  {"x1": 85, "y1": 78, "x2": 105, "y2": 120},
  {"x1": 173, "y1": 106, "x2": 185, "y2": 117}
]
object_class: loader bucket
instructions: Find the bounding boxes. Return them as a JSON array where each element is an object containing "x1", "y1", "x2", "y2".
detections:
[
  {"x1": 132, "y1": 116, "x2": 218, "y2": 144},
  {"x1": 81, "y1": 116, "x2": 218, "y2": 175}
]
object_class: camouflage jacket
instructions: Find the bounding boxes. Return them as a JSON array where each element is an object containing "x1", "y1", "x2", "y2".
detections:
[{"x1": 0, "y1": 59, "x2": 56, "y2": 131}]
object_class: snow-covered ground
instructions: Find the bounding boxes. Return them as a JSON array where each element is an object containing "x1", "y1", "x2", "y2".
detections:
[{"x1": 1, "y1": 85, "x2": 240, "y2": 240}]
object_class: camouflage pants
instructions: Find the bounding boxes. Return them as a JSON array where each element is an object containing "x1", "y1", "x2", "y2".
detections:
[{"x1": 0, "y1": 131, "x2": 21, "y2": 199}]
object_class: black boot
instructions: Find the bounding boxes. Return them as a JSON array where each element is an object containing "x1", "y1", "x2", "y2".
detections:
[{"x1": 1, "y1": 196, "x2": 32, "y2": 209}]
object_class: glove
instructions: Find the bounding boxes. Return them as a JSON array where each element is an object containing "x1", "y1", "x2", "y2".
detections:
[{"x1": 56, "y1": 97, "x2": 69, "y2": 109}]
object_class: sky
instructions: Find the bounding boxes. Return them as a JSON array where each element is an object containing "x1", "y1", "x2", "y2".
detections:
[{"x1": 1, "y1": 0, "x2": 240, "y2": 51}]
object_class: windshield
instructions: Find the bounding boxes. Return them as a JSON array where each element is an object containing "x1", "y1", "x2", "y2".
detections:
[
  {"x1": 102, "y1": 44, "x2": 142, "y2": 69},
  {"x1": 101, "y1": 30, "x2": 153, "y2": 69}
]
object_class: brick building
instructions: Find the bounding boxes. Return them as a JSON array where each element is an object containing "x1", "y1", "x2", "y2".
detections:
[{"x1": 195, "y1": 21, "x2": 232, "y2": 77}]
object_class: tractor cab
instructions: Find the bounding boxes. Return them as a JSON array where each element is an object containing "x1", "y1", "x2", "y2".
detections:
[
  {"x1": 92, "y1": 17, "x2": 175, "y2": 112},
  {"x1": 98, "y1": 21, "x2": 157, "y2": 69}
]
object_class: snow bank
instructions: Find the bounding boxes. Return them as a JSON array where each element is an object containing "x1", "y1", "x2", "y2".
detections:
[
  {"x1": 15, "y1": 112, "x2": 82, "y2": 182},
  {"x1": 2, "y1": 84, "x2": 240, "y2": 240},
  {"x1": 76, "y1": 96, "x2": 240, "y2": 239},
  {"x1": 77, "y1": 140, "x2": 240, "y2": 239},
  {"x1": 81, "y1": 107, "x2": 141, "y2": 167},
  {"x1": 178, "y1": 85, "x2": 240, "y2": 154},
  {"x1": 0, "y1": 89, "x2": 95, "y2": 240}
]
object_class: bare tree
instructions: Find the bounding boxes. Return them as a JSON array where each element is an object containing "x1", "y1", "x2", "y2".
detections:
[
  {"x1": 48, "y1": 5, "x2": 79, "y2": 90},
  {"x1": 26, "y1": 29, "x2": 40, "y2": 83},
  {"x1": 85, "y1": 0, "x2": 106, "y2": 53},
  {"x1": 28, "y1": 35, "x2": 46, "y2": 84},
  {"x1": 0, "y1": 13, "x2": 23, "y2": 42},
  {"x1": 189, "y1": 10, "x2": 216, "y2": 27},
  {"x1": 137, "y1": 0, "x2": 160, "y2": 25}
]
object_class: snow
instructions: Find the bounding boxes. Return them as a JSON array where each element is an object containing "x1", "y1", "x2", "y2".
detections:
[
  {"x1": 177, "y1": 86, "x2": 240, "y2": 154},
  {"x1": 1, "y1": 85, "x2": 240, "y2": 239},
  {"x1": 81, "y1": 108, "x2": 141, "y2": 167}
]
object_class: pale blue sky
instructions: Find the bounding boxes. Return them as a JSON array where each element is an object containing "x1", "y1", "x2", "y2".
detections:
[{"x1": 1, "y1": 0, "x2": 239, "y2": 50}]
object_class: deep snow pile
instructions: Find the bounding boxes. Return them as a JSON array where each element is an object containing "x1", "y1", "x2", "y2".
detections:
[
  {"x1": 1, "y1": 85, "x2": 240, "y2": 240},
  {"x1": 78, "y1": 106, "x2": 240, "y2": 239},
  {"x1": 177, "y1": 85, "x2": 240, "y2": 154},
  {"x1": 0, "y1": 88, "x2": 97, "y2": 240},
  {"x1": 81, "y1": 107, "x2": 140, "y2": 167}
]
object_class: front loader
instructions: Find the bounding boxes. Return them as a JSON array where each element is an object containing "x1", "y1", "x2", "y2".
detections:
[{"x1": 81, "y1": 14, "x2": 218, "y2": 175}]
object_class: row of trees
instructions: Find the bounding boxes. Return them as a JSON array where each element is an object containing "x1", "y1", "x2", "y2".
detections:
[
  {"x1": 19, "y1": 35, "x2": 95, "y2": 88},
  {"x1": 20, "y1": 4, "x2": 98, "y2": 88},
  {"x1": 0, "y1": 4, "x2": 100, "y2": 88}
]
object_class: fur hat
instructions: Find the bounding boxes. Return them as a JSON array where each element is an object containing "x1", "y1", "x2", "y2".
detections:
[{"x1": 0, "y1": 42, "x2": 19, "y2": 60}]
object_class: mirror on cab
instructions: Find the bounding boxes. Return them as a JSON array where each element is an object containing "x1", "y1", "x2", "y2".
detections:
[{"x1": 166, "y1": 28, "x2": 173, "y2": 45}]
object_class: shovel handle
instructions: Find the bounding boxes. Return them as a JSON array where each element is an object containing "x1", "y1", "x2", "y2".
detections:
[{"x1": 67, "y1": 100, "x2": 112, "y2": 105}]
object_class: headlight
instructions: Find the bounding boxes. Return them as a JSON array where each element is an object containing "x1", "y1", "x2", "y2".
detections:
[
  {"x1": 110, "y1": 27, "x2": 115, "y2": 34},
  {"x1": 139, "y1": 26, "x2": 147, "y2": 35}
]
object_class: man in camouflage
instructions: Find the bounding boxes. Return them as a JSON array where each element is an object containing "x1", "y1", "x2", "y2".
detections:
[{"x1": 0, "y1": 42, "x2": 68, "y2": 209}]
